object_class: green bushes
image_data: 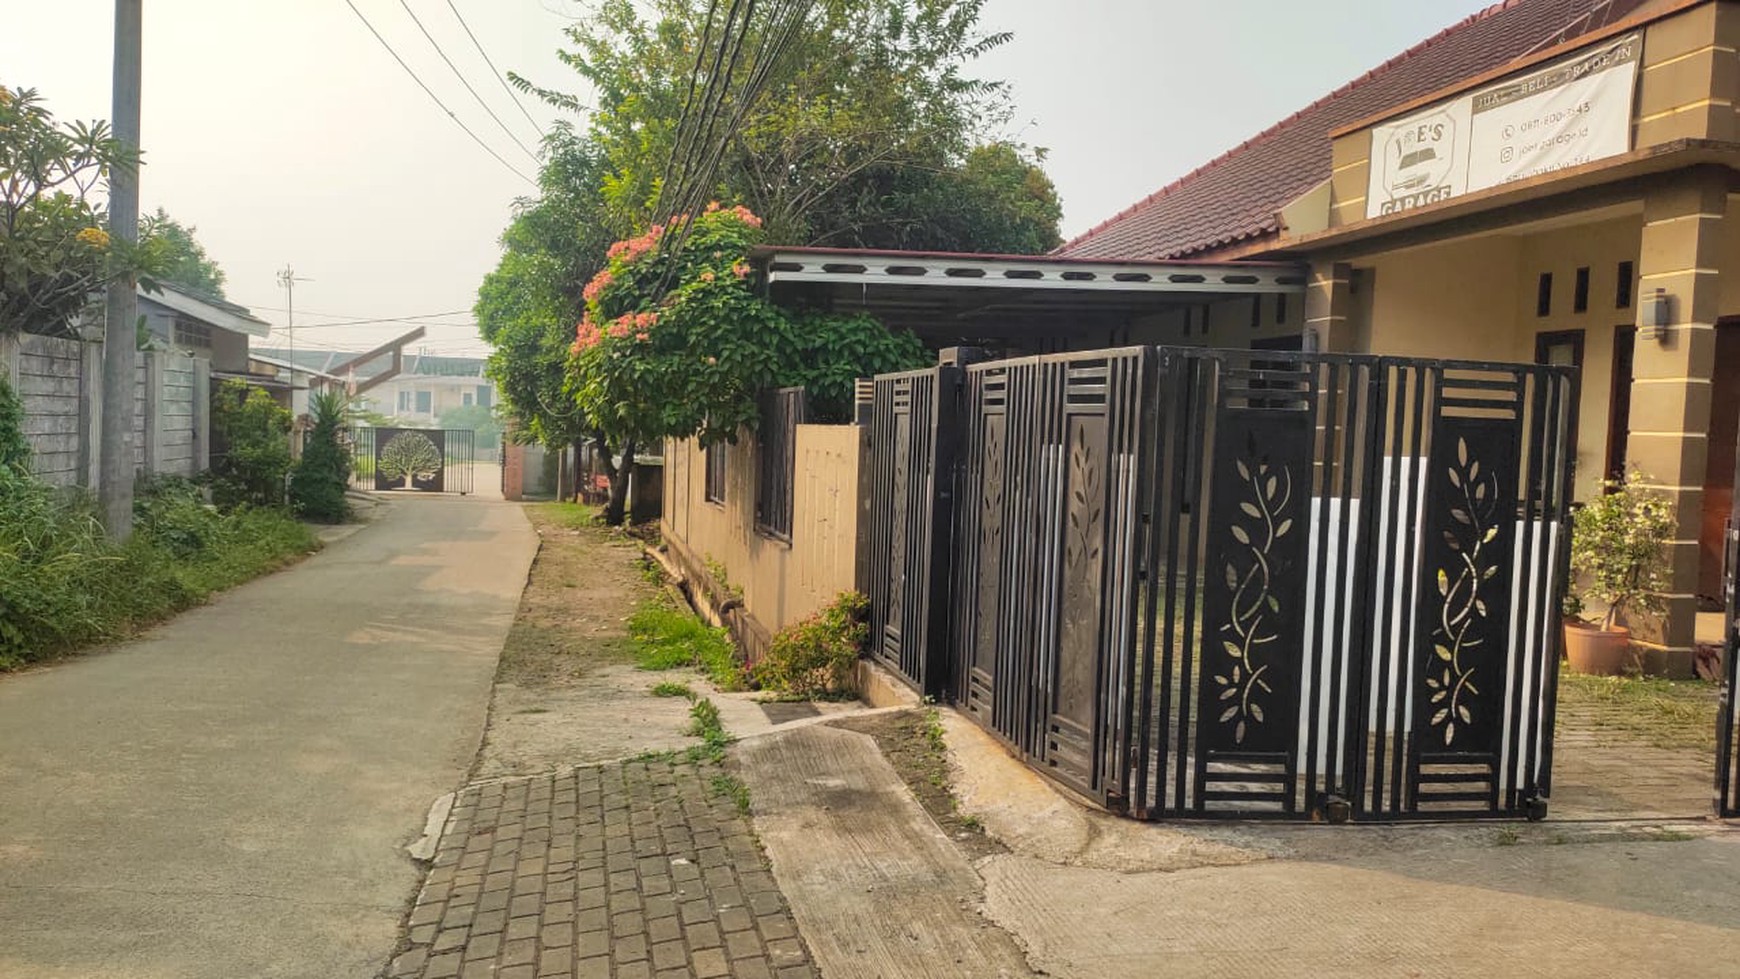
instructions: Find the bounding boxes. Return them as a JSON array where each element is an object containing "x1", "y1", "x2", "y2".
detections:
[
  {"x1": 209, "y1": 381, "x2": 292, "y2": 509},
  {"x1": 0, "y1": 375, "x2": 29, "y2": 473},
  {"x1": 0, "y1": 472, "x2": 317, "y2": 669},
  {"x1": 752, "y1": 591, "x2": 868, "y2": 699},
  {"x1": 290, "y1": 389, "x2": 352, "y2": 521}
]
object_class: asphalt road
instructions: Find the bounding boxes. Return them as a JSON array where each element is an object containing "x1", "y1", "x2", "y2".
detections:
[{"x1": 0, "y1": 496, "x2": 536, "y2": 979}]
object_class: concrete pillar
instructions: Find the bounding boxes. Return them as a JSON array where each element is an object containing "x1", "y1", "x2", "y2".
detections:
[
  {"x1": 1304, "y1": 261, "x2": 1356, "y2": 352},
  {"x1": 192, "y1": 359, "x2": 211, "y2": 474},
  {"x1": 1625, "y1": 166, "x2": 1727, "y2": 675}
]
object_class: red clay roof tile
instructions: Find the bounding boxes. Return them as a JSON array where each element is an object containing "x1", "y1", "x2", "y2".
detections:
[{"x1": 1056, "y1": 0, "x2": 1657, "y2": 261}]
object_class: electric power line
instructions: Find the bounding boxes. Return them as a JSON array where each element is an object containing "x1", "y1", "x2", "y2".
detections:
[
  {"x1": 396, "y1": 0, "x2": 540, "y2": 162},
  {"x1": 344, "y1": 0, "x2": 535, "y2": 184},
  {"x1": 443, "y1": 0, "x2": 546, "y2": 136},
  {"x1": 651, "y1": 0, "x2": 723, "y2": 221}
]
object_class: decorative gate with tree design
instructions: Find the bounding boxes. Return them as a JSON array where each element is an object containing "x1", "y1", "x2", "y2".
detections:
[
  {"x1": 348, "y1": 427, "x2": 476, "y2": 495},
  {"x1": 868, "y1": 346, "x2": 1579, "y2": 822}
]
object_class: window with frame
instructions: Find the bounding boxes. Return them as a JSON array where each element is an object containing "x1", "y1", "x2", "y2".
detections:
[
  {"x1": 173, "y1": 318, "x2": 212, "y2": 350},
  {"x1": 704, "y1": 442, "x2": 727, "y2": 504},
  {"x1": 415, "y1": 390, "x2": 433, "y2": 414},
  {"x1": 755, "y1": 387, "x2": 807, "y2": 541}
]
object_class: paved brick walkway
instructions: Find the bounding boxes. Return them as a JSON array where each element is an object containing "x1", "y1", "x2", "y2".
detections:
[
  {"x1": 389, "y1": 760, "x2": 816, "y2": 979},
  {"x1": 1549, "y1": 694, "x2": 1716, "y2": 819}
]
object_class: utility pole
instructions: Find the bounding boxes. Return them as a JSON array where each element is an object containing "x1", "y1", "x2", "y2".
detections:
[
  {"x1": 99, "y1": 0, "x2": 142, "y2": 538},
  {"x1": 276, "y1": 264, "x2": 311, "y2": 413}
]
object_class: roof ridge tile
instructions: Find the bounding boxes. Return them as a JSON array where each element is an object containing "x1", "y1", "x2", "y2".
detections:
[{"x1": 1058, "y1": 0, "x2": 1609, "y2": 258}]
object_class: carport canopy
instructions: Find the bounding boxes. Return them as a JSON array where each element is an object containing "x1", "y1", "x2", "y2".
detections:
[{"x1": 752, "y1": 245, "x2": 1307, "y2": 348}]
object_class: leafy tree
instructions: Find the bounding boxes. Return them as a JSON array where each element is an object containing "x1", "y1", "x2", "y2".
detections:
[
  {"x1": 141, "y1": 208, "x2": 226, "y2": 298},
  {"x1": 573, "y1": 206, "x2": 927, "y2": 523},
  {"x1": 0, "y1": 85, "x2": 166, "y2": 338},
  {"x1": 476, "y1": 129, "x2": 615, "y2": 476},
  {"x1": 377, "y1": 431, "x2": 443, "y2": 489},
  {"x1": 290, "y1": 389, "x2": 352, "y2": 521},
  {"x1": 437, "y1": 402, "x2": 502, "y2": 451},
  {"x1": 481, "y1": 0, "x2": 1052, "y2": 514},
  {"x1": 513, "y1": 0, "x2": 1059, "y2": 252},
  {"x1": 208, "y1": 381, "x2": 292, "y2": 508}
]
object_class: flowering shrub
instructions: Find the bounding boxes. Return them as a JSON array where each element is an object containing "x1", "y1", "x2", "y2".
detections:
[{"x1": 569, "y1": 204, "x2": 924, "y2": 451}]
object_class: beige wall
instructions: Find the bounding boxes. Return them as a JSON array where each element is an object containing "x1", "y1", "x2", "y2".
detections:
[
  {"x1": 1348, "y1": 214, "x2": 1645, "y2": 501},
  {"x1": 662, "y1": 424, "x2": 864, "y2": 652}
]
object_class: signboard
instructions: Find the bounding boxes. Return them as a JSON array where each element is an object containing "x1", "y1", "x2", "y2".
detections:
[
  {"x1": 374, "y1": 427, "x2": 447, "y2": 492},
  {"x1": 1366, "y1": 33, "x2": 1640, "y2": 219}
]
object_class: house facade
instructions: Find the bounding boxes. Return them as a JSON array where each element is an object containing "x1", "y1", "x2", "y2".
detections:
[
  {"x1": 139, "y1": 283, "x2": 270, "y2": 373},
  {"x1": 1052, "y1": 0, "x2": 1738, "y2": 675}
]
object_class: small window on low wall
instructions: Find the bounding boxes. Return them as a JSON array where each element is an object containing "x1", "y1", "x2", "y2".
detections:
[
  {"x1": 755, "y1": 387, "x2": 807, "y2": 541},
  {"x1": 704, "y1": 442, "x2": 727, "y2": 504}
]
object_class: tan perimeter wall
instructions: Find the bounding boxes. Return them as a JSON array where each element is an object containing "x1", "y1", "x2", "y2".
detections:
[{"x1": 663, "y1": 424, "x2": 864, "y2": 652}]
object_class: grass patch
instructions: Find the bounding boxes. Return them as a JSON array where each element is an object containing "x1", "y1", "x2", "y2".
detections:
[
  {"x1": 686, "y1": 696, "x2": 733, "y2": 762},
  {"x1": 650, "y1": 680, "x2": 695, "y2": 699},
  {"x1": 628, "y1": 596, "x2": 747, "y2": 690},
  {"x1": 710, "y1": 772, "x2": 751, "y2": 814},
  {"x1": 530, "y1": 501, "x2": 599, "y2": 531},
  {"x1": 0, "y1": 473, "x2": 319, "y2": 669},
  {"x1": 1556, "y1": 668, "x2": 1721, "y2": 752}
]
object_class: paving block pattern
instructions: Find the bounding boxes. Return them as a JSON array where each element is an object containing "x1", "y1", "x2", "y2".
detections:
[{"x1": 390, "y1": 760, "x2": 816, "y2": 979}]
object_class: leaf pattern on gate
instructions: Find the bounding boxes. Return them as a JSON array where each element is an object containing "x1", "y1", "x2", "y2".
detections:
[
  {"x1": 1064, "y1": 424, "x2": 1102, "y2": 569},
  {"x1": 1214, "y1": 442, "x2": 1293, "y2": 744},
  {"x1": 1428, "y1": 437, "x2": 1499, "y2": 748}
]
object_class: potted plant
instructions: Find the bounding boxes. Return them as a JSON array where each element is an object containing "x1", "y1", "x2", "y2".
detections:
[{"x1": 1564, "y1": 472, "x2": 1675, "y2": 675}]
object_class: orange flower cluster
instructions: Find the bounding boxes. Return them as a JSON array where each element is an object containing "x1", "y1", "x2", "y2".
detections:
[
  {"x1": 605, "y1": 222, "x2": 667, "y2": 264},
  {"x1": 573, "y1": 310, "x2": 659, "y2": 354},
  {"x1": 582, "y1": 269, "x2": 614, "y2": 303},
  {"x1": 703, "y1": 201, "x2": 763, "y2": 228}
]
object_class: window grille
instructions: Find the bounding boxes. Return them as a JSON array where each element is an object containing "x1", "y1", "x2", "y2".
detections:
[
  {"x1": 704, "y1": 442, "x2": 727, "y2": 504},
  {"x1": 755, "y1": 387, "x2": 806, "y2": 541}
]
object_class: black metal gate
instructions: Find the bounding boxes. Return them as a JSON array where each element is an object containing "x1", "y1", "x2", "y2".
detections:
[
  {"x1": 868, "y1": 345, "x2": 1580, "y2": 822},
  {"x1": 1721, "y1": 450, "x2": 1740, "y2": 817},
  {"x1": 865, "y1": 367, "x2": 959, "y2": 697},
  {"x1": 348, "y1": 427, "x2": 476, "y2": 495}
]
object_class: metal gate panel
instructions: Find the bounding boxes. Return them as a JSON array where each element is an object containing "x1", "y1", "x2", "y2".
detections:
[
  {"x1": 866, "y1": 368, "x2": 957, "y2": 697},
  {"x1": 349, "y1": 427, "x2": 476, "y2": 495},
  {"x1": 1132, "y1": 350, "x2": 1576, "y2": 821},
  {"x1": 1718, "y1": 408, "x2": 1740, "y2": 818},
  {"x1": 948, "y1": 349, "x2": 1149, "y2": 805},
  {"x1": 869, "y1": 345, "x2": 1576, "y2": 822}
]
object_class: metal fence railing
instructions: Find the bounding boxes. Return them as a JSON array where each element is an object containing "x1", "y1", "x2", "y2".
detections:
[{"x1": 868, "y1": 345, "x2": 1581, "y2": 823}]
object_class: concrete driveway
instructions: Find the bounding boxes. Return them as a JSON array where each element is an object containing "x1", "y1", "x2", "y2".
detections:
[{"x1": 0, "y1": 496, "x2": 536, "y2": 979}]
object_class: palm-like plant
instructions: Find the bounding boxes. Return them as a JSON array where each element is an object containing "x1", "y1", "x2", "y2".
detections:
[{"x1": 289, "y1": 388, "x2": 353, "y2": 521}]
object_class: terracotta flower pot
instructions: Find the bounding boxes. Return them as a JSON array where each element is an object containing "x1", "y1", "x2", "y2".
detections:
[{"x1": 1564, "y1": 621, "x2": 1632, "y2": 676}]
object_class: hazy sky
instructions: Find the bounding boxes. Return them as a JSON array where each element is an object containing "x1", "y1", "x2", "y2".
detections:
[{"x1": 0, "y1": 1, "x2": 1493, "y2": 357}]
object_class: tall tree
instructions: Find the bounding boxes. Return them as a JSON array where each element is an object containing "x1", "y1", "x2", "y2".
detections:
[
  {"x1": 475, "y1": 127, "x2": 614, "y2": 466},
  {"x1": 142, "y1": 208, "x2": 226, "y2": 298},
  {"x1": 512, "y1": 0, "x2": 1060, "y2": 252},
  {"x1": 480, "y1": 0, "x2": 1061, "y2": 513},
  {"x1": 0, "y1": 85, "x2": 155, "y2": 338}
]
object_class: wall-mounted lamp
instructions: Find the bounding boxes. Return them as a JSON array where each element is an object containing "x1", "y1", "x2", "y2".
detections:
[{"x1": 1641, "y1": 288, "x2": 1673, "y2": 342}]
